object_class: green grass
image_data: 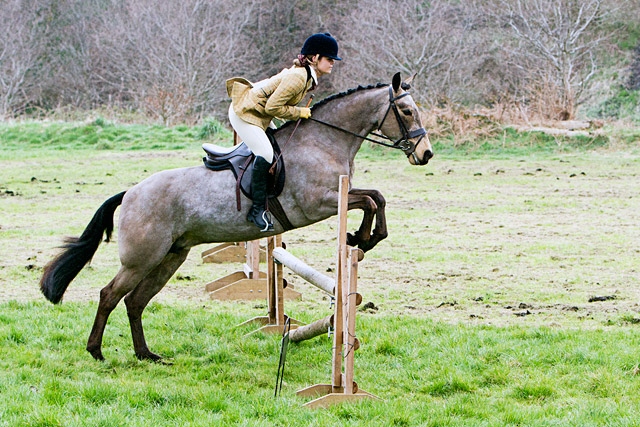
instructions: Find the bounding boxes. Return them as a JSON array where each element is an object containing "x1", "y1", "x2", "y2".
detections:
[
  {"x1": 2, "y1": 302, "x2": 640, "y2": 426},
  {"x1": 1, "y1": 120, "x2": 640, "y2": 425},
  {"x1": 2, "y1": 116, "x2": 632, "y2": 162},
  {"x1": 0, "y1": 118, "x2": 233, "y2": 156},
  {"x1": 430, "y1": 126, "x2": 617, "y2": 158}
]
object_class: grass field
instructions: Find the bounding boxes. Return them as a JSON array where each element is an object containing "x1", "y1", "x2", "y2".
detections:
[{"x1": 1, "y1": 120, "x2": 640, "y2": 426}]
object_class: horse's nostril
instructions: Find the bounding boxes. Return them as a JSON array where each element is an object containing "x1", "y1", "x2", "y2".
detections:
[{"x1": 425, "y1": 150, "x2": 434, "y2": 159}]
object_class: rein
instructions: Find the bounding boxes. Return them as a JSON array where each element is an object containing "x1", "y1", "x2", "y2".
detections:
[{"x1": 309, "y1": 86, "x2": 427, "y2": 161}]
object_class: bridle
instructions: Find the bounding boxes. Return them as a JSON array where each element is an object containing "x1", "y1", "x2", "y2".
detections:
[{"x1": 309, "y1": 86, "x2": 428, "y2": 163}]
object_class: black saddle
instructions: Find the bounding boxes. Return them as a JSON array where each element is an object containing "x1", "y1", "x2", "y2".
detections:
[{"x1": 202, "y1": 129, "x2": 293, "y2": 230}]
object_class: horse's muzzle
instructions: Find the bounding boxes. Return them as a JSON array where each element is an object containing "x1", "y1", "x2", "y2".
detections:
[
  {"x1": 422, "y1": 149, "x2": 434, "y2": 164},
  {"x1": 409, "y1": 149, "x2": 433, "y2": 165}
]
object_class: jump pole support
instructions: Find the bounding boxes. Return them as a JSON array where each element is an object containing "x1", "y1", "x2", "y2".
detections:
[
  {"x1": 241, "y1": 234, "x2": 303, "y2": 334},
  {"x1": 248, "y1": 174, "x2": 350, "y2": 336},
  {"x1": 267, "y1": 175, "x2": 378, "y2": 408}
]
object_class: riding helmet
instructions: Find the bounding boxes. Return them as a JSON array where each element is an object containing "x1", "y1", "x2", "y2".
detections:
[{"x1": 301, "y1": 33, "x2": 342, "y2": 61}]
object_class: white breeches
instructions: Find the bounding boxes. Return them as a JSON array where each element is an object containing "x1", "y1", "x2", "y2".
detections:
[{"x1": 228, "y1": 105, "x2": 274, "y2": 163}]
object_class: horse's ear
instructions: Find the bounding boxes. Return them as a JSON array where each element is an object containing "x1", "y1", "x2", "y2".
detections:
[
  {"x1": 401, "y1": 73, "x2": 416, "y2": 90},
  {"x1": 392, "y1": 72, "x2": 401, "y2": 92}
]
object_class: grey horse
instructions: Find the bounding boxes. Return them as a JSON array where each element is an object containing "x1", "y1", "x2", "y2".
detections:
[{"x1": 40, "y1": 72, "x2": 433, "y2": 361}]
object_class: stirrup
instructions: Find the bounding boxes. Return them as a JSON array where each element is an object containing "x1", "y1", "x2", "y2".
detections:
[
  {"x1": 259, "y1": 211, "x2": 274, "y2": 232},
  {"x1": 248, "y1": 208, "x2": 274, "y2": 232}
]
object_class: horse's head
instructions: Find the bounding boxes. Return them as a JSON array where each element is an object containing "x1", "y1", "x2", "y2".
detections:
[{"x1": 376, "y1": 73, "x2": 433, "y2": 165}]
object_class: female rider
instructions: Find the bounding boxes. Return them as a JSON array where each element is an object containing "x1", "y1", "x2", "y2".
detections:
[{"x1": 226, "y1": 33, "x2": 341, "y2": 232}]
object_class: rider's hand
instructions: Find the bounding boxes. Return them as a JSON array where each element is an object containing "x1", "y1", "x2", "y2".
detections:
[{"x1": 299, "y1": 107, "x2": 312, "y2": 119}]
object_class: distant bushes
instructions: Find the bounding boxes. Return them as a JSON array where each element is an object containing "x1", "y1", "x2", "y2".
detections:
[{"x1": 593, "y1": 88, "x2": 640, "y2": 123}]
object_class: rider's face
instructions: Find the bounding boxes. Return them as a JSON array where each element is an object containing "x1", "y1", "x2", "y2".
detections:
[{"x1": 315, "y1": 56, "x2": 335, "y2": 76}]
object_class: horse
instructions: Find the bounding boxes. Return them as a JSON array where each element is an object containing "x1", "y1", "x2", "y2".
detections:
[{"x1": 40, "y1": 72, "x2": 433, "y2": 362}]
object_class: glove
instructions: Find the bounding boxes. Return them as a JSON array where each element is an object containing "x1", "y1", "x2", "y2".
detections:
[{"x1": 299, "y1": 107, "x2": 312, "y2": 119}]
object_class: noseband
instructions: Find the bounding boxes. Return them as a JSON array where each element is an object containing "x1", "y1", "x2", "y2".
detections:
[{"x1": 309, "y1": 86, "x2": 428, "y2": 162}]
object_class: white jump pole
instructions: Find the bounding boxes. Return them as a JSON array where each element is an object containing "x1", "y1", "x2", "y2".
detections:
[{"x1": 271, "y1": 247, "x2": 335, "y2": 295}]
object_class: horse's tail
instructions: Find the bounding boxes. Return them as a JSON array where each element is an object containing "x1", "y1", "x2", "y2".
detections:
[{"x1": 40, "y1": 191, "x2": 126, "y2": 304}]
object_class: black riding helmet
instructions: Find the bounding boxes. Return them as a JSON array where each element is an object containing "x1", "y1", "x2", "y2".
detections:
[{"x1": 301, "y1": 33, "x2": 342, "y2": 61}]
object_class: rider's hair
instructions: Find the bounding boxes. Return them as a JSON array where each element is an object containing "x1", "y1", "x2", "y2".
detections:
[{"x1": 293, "y1": 54, "x2": 316, "y2": 67}]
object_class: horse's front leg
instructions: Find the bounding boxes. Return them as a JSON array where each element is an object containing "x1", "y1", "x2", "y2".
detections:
[{"x1": 347, "y1": 188, "x2": 388, "y2": 252}]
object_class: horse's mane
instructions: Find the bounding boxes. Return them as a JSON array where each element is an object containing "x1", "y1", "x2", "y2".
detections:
[
  {"x1": 277, "y1": 83, "x2": 389, "y2": 131},
  {"x1": 311, "y1": 83, "x2": 389, "y2": 110}
]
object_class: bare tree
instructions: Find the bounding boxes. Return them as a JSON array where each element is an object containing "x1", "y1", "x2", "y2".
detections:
[
  {"x1": 248, "y1": 0, "x2": 351, "y2": 96},
  {"x1": 30, "y1": 0, "x2": 106, "y2": 110},
  {"x1": 1, "y1": 0, "x2": 636, "y2": 123},
  {"x1": 0, "y1": 0, "x2": 48, "y2": 118},
  {"x1": 341, "y1": 0, "x2": 480, "y2": 104},
  {"x1": 499, "y1": 0, "x2": 607, "y2": 119},
  {"x1": 90, "y1": 0, "x2": 258, "y2": 124}
]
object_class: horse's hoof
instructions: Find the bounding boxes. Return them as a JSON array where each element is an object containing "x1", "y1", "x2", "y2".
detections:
[
  {"x1": 87, "y1": 347, "x2": 105, "y2": 361},
  {"x1": 346, "y1": 232, "x2": 360, "y2": 247},
  {"x1": 136, "y1": 350, "x2": 164, "y2": 363}
]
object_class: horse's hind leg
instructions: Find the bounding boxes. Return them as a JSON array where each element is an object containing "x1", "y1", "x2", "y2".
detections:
[
  {"x1": 86, "y1": 266, "x2": 148, "y2": 361},
  {"x1": 124, "y1": 248, "x2": 190, "y2": 361}
]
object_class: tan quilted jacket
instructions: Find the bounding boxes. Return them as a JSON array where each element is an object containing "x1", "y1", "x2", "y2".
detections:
[{"x1": 226, "y1": 65, "x2": 313, "y2": 130}]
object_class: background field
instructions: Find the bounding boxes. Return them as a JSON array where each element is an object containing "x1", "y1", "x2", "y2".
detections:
[{"x1": 1, "y1": 121, "x2": 640, "y2": 426}]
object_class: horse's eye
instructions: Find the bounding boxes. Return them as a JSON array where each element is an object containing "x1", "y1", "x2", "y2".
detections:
[{"x1": 402, "y1": 109, "x2": 413, "y2": 116}]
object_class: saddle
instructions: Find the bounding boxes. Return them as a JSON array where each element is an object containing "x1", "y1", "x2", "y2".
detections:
[{"x1": 202, "y1": 129, "x2": 294, "y2": 230}]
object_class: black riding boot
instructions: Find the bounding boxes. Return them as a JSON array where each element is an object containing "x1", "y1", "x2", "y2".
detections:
[{"x1": 247, "y1": 156, "x2": 274, "y2": 232}]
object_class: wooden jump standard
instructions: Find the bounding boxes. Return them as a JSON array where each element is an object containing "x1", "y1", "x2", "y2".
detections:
[
  {"x1": 203, "y1": 237, "x2": 304, "y2": 301},
  {"x1": 254, "y1": 175, "x2": 378, "y2": 408}
]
